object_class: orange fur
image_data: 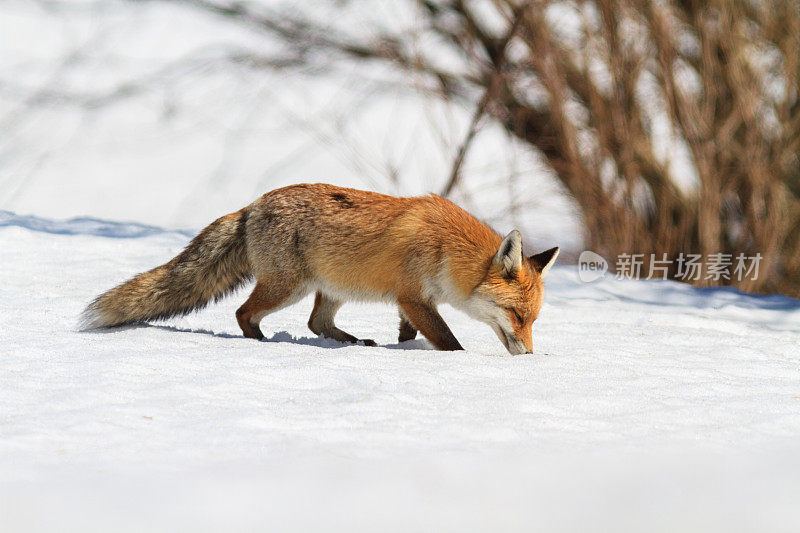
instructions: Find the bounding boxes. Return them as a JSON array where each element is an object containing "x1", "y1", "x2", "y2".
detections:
[{"x1": 82, "y1": 184, "x2": 559, "y2": 354}]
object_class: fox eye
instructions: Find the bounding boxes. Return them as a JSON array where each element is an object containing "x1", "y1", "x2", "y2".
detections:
[{"x1": 507, "y1": 308, "x2": 523, "y2": 323}]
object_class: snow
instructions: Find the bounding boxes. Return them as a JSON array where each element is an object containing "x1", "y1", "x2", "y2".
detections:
[
  {"x1": 4, "y1": 0, "x2": 798, "y2": 528},
  {"x1": 2, "y1": 212, "x2": 800, "y2": 531}
]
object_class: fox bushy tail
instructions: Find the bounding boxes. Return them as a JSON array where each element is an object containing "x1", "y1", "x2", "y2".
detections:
[{"x1": 81, "y1": 209, "x2": 252, "y2": 329}]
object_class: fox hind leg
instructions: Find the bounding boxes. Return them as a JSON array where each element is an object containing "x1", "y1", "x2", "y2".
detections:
[
  {"x1": 308, "y1": 292, "x2": 376, "y2": 346},
  {"x1": 236, "y1": 278, "x2": 305, "y2": 340}
]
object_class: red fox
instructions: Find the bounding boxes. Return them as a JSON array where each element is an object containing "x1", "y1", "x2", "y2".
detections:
[{"x1": 82, "y1": 184, "x2": 558, "y2": 354}]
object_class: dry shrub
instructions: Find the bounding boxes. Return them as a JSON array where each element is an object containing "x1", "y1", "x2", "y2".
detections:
[
  {"x1": 429, "y1": 0, "x2": 800, "y2": 296},
  {"x1": 151, "y1": 0, "x2": 800, "y2": 295}
]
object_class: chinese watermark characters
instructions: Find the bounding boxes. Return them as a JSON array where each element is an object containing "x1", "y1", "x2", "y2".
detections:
[{"x1": 578, "y1": 251, "x2": 762, "y2": 282}]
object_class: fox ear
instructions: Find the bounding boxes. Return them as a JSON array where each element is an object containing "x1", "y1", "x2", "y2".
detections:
[
  {"x1": 494, "y1": 230, "x2": 524, "y2": 275},
  {"x1": 529, "y1": 246, "x2": 560, "y2": 277}
]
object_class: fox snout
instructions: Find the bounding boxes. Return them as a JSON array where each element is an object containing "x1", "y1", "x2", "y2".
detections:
[
  {"x1": 493, "y1": 325, "x2": 533, "y2": 355},
  {"x1": 509, "y1": 333, "x2": 533, "y2": 355}
]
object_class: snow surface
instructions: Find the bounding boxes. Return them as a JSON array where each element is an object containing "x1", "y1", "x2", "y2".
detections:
[{"x1": 2, "y1": 212, "x2": 800, "y2": 532}]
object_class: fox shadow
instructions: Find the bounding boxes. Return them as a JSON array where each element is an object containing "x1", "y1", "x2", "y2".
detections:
[{"x1": 103, "y1": 323, "x2": 433, "y2": 351}]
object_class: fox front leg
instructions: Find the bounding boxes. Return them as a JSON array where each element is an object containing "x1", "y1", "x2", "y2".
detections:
[
  {"x1": 398, "y1": 309, "x2": 418, "y2": 342},
  {"x1": 397, "y1": 300, "x2": 463, "y2": 351}
]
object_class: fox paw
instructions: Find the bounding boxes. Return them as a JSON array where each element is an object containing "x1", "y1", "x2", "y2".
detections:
[{"x1": 358, "y1": 339, "x2": 377, "y2": 347}]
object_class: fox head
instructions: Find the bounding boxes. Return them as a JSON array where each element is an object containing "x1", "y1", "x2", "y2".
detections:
[{"x1": 468, "y1": 230, "x2": 559, "y2": 355}]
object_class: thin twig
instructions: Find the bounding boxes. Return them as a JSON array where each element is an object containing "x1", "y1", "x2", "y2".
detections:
[{"x1": 440, "y1": 5, "x2": 529, "y2": 197}]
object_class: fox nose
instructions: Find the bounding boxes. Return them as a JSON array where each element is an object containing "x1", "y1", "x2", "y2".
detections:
[{"x1": 525, "y1": 350, "x2": 532, "y2": 354}]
